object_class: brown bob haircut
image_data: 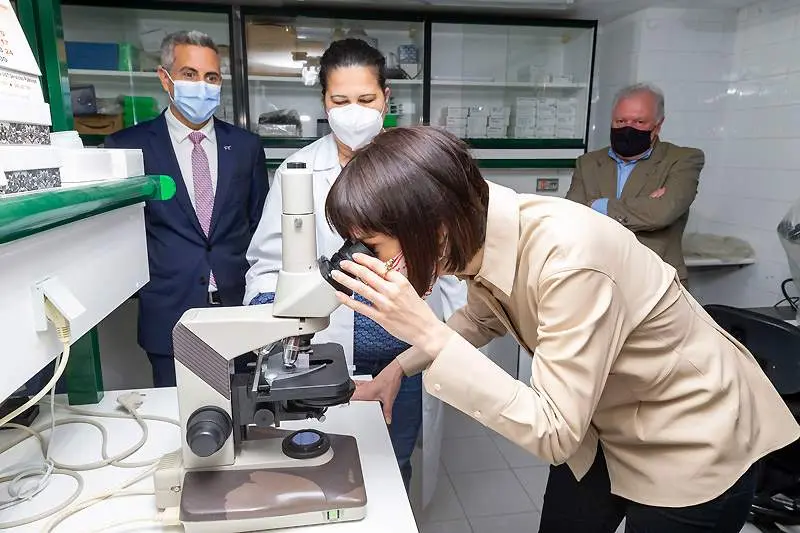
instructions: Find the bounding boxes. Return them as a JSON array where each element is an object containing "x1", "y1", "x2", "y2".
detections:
[{"x1": 325, "y1": 126, "x2": 490, "y2": 295}]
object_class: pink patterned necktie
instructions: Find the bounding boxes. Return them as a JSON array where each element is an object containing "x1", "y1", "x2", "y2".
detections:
[{"x1": 188, "y1": 131, "x2": 215, "y2": 287}]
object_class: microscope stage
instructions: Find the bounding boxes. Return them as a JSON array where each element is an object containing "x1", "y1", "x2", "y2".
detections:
[{"x1": 253, "y1": 342, "x2": 354, "y2": 403}]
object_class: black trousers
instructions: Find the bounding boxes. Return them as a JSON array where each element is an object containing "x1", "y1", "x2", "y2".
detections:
[{"x1": 539, "y1": 447, "x2": 756, "y2": 533}]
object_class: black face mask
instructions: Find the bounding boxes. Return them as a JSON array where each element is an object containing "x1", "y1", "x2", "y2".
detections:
[{"x1": 610, "y1": 126, "x2": 653, "y2": 158}]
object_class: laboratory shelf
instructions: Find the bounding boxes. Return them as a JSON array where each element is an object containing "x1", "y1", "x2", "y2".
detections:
[
  {"x1": 430, "y1": 79, "x2": 587, "y2": 89},
  {"x1": 261, "y1": 136, "x2": 585, "y2": 151},
  {"x1": 0, "y1": 174, "x2": 176, "y2": 245},
  {"x1": 261, "y1": 137, "x2": 320, "y2": 149},
  {"x1": 466, "y1": 138, "x2": 584, "y2": 149},
  {"x1": 248, "y1": 75, "x2": 421, "y2": 86},
  {"x1": 477, "y1": 158, "x2": 576, "y2": 169},
  {"x1": 68, "y1": 69, "x2": 233, "y2": 81}
]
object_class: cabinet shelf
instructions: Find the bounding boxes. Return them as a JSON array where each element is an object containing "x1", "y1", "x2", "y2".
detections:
[
  {"x1": 431, "y1": 79, "x2": 586, "y2": 89},
  {"x1": 247, "y1": 75, "x2": 422, "y2": 86},
  {"x1": 260, "y1": 136, "x2": 584, "y2": 151},
  {"x1": 68, "y1": 69, "x2": 233, "y2": 81}
]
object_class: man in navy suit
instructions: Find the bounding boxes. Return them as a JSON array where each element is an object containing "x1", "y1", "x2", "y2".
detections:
[{"x1": 105, "y1": 31, "x2": 268, "y2": 387}]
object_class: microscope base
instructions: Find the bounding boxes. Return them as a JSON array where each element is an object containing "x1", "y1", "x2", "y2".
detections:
[{"x1": 178, "y1": 433, "x2": 367, "y2": 533}]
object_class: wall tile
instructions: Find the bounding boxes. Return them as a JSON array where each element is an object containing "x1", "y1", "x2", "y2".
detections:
[{"x1": 591, "y1": 2, "x2": 796, "y2": 307}]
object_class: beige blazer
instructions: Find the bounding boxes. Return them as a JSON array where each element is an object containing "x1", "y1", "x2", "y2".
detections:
[
  {"x1": 398, "y1": 182, "x2": 799, "y2": 508},
  {"x1": 566, "y1": 141, "x2": 704, "y2": 281}
]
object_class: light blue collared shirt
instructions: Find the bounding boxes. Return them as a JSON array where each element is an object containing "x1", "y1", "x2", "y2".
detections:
[{"x1": 591, "y1": 147, "x2": 654, "y2": 215}]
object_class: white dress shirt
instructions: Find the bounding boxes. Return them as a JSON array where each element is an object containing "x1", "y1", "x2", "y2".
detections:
[{"x1": 165, "y1": 107, "x2": 218, "y2": 292}]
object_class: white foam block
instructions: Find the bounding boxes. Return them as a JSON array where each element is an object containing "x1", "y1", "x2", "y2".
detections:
[
  {"x1": 58, "y1": 147, "x2": 145, "y2": 184},
  {"x1": 0, "y1": 144, "x2": 60, "y2": 171}
]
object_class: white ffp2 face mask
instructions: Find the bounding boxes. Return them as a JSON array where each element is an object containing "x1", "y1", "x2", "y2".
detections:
[{"x1": 327, "y1": 103, "x2": 383, "y2": 150}]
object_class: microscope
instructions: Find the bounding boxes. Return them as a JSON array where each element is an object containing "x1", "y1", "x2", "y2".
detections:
[{"x1": 156, "y1": 162, "x2": 372, "y2": 532}]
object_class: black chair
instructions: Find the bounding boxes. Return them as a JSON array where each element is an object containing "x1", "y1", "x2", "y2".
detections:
[{"x1": 704, "y1": 304, "x2": 800, "y2": 533}]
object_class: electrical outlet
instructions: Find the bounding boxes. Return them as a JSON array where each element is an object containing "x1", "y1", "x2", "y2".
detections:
[
  {"x1": 31, "y1": 277, "x2": 85, "y2": 332},
  {"x1": 536, "y1": 178, "x2": 559, "y2": 193}
]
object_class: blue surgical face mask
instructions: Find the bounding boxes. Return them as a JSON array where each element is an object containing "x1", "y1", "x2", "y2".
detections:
[{"x1": 164, "y1": 70, "x2": 221, "y2": 125}]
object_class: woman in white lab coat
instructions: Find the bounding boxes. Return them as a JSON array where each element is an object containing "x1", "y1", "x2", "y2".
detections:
[{"x1": 244, "y1": 38, "x2": 465, "y2": 494}]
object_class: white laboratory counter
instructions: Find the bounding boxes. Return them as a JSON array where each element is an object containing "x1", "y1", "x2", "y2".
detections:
[{"x1": 0, "y1": 388, "x2": 417, "y2": 533}]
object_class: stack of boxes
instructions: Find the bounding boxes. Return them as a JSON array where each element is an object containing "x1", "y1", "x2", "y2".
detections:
[
  {"x1": 444, "y1": 106, "x2": 468, "y2": 138},
  {"x1": 512, "y1": 97, "x2": 579, "y2": 139},
  {"x1": 512, "y1": 97, "x2": 537, "y2": 139},
  {"x1": 0, "y1": 0, "x2": 60, "y2": 194},
  {"x1": 535, "y1": 98, "x2": 557, "y2": 138},
  {"x1": 466, "y1": 109, "x2": 488, "y2": 138},
  {"x1": 0, "y1": 0, "x2": 145, "y2": 195},
  {"x1": 556, "y1": 98, "x2": 578, "y2": 138},
  {"x1": 444, "y1": 106, "x2": 510, "y2": 138},
  {"x1": 486, "y1": 107, "x2": 510, "y2": 138}
]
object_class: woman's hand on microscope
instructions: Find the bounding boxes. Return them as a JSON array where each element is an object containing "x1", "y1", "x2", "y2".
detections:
[
  {"x1": 352, "y1": 360, "x2": 405, "y2": 424},
  {"x1": 331, "y1": 253, "x2": 453, "y2": 357}
]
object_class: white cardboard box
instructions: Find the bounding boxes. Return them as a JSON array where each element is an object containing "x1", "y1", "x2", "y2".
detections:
[
  {"x1": 0, "y1": 98, "x2": 52, "y2": 127},
  {"x1": 445, "y1": 107, "x2": 469, "y2": 118},
  {"x1": 445, "y1": 116, "x2": 467, "y2": 128},
  {"x1": 488, "y1": 116, "x2": 509, "y2": 128},
  {"x1": 0, "y1": 0, "x2": 42, "y2": 77},
  {"x1": 0, "y1": 144, "x2": 60, "y2": 171},
  {"x1": 59, "y1": 148, "x2": 144, "y2": 184}
]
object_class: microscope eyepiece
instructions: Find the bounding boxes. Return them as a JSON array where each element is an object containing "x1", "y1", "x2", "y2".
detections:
[{"x1": 318, "y1": 240, "x2": 375, "y2": 296}]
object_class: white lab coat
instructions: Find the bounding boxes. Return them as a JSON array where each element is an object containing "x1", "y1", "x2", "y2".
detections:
[{"x1": 245, "y1": 134, "x2": 465, "y2": 509}]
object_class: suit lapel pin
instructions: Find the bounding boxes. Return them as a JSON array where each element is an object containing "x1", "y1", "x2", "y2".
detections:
[{"x1": 224, "y1": 145, "x2": 232, "y2": 151}]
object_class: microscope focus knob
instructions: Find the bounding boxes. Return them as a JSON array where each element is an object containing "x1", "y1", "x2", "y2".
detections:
[{"x1": 186, "y1": 407, "x2": 232, "y2": 458}]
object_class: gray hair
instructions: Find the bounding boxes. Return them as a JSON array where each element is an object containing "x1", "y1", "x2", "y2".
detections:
[
  {"x1": 613, "y1": 83, "x2": 665, "y2": 122},
  {"x1": 160, "y1": 31, "x2": 219, "y2": 72}
]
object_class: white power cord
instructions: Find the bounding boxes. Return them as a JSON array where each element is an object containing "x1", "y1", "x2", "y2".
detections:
[
  {"x1": 0, "y1": 299, "x2": 73, "y2": 525},
  {"x1": 0, "y1": 298, "x2": 181, "y2": 530},
  {"x1": 83, "y1": 507, "x2": 181, "y2": 533},
  {"x1": 0, "y1": 300, "x2": 71, "y2": 428},
  {"x1": 0, "y1": 392, "x2": 181, "y2": 530}
]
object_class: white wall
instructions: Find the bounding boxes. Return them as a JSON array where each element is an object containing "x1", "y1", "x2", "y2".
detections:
[
  {"x1": 690, "y1": 0, "x2": 800, "y2": 307},
  {"x1": 589, "y1": 11, "x2": 643, "y2": 149},
  {"x1": 591, "y1": 2, "x2": 795, "y2": 308}
]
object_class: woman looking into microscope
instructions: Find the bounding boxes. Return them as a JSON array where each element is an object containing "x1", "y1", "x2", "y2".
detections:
[
  {"x1": 324, "y1": 125, "x2": 800, "y2": 533},
  {"x1": 244, "y1": 39, "x2": 464, "y2": 492}
]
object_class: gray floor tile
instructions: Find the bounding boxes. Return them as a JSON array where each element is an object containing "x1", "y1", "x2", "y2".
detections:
[
  {"x1": 442, "y1": 435, "x2": 509, "y2": 474},
  {"x1": 450, "y1": 469, "x2": 536, "y2": 518}
]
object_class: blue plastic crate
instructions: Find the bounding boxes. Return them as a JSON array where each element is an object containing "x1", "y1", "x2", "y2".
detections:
[{"x1": 65, "y1": 41, "x2": 119, "y2": 71}]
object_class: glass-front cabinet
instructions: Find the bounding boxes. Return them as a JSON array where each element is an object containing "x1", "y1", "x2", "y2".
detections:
[
  {"x1": 60, "y1": 5, "x2": 233, "y2": 140},
  {"x1": 431, "y1": 22, "x2": 593, "y2": 147},
  {"x1": 55, "y1": 3, "x2": 596, "y2": 167},
  {"x1": 244, "y1": 14, "x2": 425, "y2": 149}
]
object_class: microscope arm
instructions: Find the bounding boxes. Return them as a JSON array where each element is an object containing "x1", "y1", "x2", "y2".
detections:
[{"x1": 176, "y1": 304, "x2": 331, "y2": 364}]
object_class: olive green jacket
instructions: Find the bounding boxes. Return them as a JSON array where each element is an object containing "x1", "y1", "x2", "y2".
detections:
[{"x1": 566, "y1": 140, "x2": 704, "y2": 280}]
